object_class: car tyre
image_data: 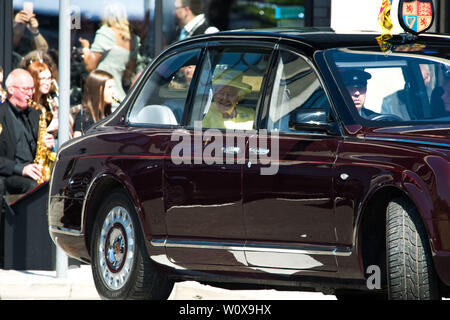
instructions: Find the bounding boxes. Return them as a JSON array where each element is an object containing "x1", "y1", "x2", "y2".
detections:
[
  {"x1": 91, "y1": 190, "x2": 173, "y2": 300},
  {"x1": 386, "y1": 197, "x2": 440, "y2": 300}
]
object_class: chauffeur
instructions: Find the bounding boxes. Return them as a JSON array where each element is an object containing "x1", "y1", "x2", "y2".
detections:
[{"x1": 342, "y1": 69, "x2": 378, "y2": 119}]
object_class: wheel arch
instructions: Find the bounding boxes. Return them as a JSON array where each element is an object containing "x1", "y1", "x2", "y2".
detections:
[
  {"x1": 83, "y1": 174, "x2": 144, "y2": 258},
  {"x1": 355, "y1": 181, "x2": 444, "y2": 288},
  {"x1": 356, "y1": 185, "x2": 410, "y2": 273}
]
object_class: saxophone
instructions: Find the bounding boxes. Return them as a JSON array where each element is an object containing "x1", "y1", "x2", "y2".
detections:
[
  {"x1": 47, "y1": 79, "x2": 59, "y2": 116},
  {"x1": 28, "y1": 100, "x2": 57, "y2": 184},
  {"x1": 0, "y1": 87, "x2": 6, "y2": 104}
]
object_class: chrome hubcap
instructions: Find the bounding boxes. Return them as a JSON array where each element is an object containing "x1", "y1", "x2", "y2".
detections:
[{"x1": 98, "y1": 206, "x2": 135, "y2": 290}]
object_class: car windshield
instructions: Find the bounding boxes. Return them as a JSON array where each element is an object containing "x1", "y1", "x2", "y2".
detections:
[{"x1": 324, "y1": 46, "x2": 450, "y2": 125}]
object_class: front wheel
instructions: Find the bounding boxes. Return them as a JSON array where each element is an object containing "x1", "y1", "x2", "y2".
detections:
[
  {"x1": 386, "y1": 198, "x2": 440, "y2": 300},
  {"x1": 90, "y1": 190, "x2": 173, "y2": 300}
]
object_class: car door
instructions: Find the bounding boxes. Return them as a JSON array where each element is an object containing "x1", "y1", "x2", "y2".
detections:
[
  {"x1": 126, "y1": 46, "x2": 203, "y2": 242},
  {"x1": 164, "y1": 42, "x2": 274, "y2": 266},
  {"x1": 243, "y1": 48, "x2": 342, "y2": 272}
]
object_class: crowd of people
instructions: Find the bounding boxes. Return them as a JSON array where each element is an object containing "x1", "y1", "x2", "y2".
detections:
[{"x1": 0, "y1": 0, "x2": 218, "y2": 203}]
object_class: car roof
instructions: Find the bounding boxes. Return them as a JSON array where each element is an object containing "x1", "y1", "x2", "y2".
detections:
[{"x1": 178, "y1": 28, "x2": 450, "y2": 51}]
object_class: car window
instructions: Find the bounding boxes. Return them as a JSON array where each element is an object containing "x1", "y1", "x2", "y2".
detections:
[
  {"x1": 359, "y1": 63, "x2": 436, "y2": 120},
  {"x1": 128, "y1": 49, "x2": 201, "y2": 126},
  {"x1": 325, "y1": 48, "x2": 450, "y2": 124},
  {"x1": 187, "y1": 47, "x2": 272, "y2": 130},
  {"x1": 267, "y1": 50, "x2": 332, "y2": 133}
]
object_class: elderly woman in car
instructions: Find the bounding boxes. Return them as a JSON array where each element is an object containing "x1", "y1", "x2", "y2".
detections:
[{"x1": 202, "y1": 69, "x2": 254, "y2": 130}]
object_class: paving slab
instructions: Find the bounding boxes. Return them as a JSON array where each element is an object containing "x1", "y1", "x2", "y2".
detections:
[{"x1": 0, "y1": 265, "x2": 336, "y2": 300}]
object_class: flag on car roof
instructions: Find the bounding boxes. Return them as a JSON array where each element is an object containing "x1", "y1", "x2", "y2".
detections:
[
  {"x1": 376, "y1": 0, "x2": 393, "y2": 53},
  {"x1": 378, "y1": 0, "x2": 394, "y2": 33}
]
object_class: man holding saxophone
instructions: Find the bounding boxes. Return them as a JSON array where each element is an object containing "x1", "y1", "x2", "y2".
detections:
[{"x1": 0, "y1": 68, "x2": 54, "y2": 201}]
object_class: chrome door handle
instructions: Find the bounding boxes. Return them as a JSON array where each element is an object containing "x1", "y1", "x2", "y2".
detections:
[
  {"x1": 222, "y1": 146, "x2": 241, "y2": 154},
  {"x1": 249, "y1": 147, "x2": 270, "y2": 155}
]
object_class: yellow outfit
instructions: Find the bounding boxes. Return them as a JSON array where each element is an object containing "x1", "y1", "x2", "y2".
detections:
[{"x1": 202, "y1": 103, "x2": 254, "y2": 130}]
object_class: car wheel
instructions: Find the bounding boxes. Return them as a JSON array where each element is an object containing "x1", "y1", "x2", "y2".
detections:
[
  {"x1": 91, "y1": 190, "x2": 173, "y2": 300},
  {"x1": 386, "y1": 198, "x2": 440, "y2": 300}
]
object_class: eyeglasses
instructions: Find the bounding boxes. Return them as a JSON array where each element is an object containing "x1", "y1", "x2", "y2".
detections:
[
  {"x1": 174, "y1": 6, "x2": 186, "y2": 10},
  {"x1": 12, "y1": 86, "x2": 35, "y2": 93}
]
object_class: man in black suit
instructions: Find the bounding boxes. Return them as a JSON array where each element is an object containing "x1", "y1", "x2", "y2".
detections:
[
  {"x1": 0, "y1": 68, "x2": 54, "y2": 205},
  {"x1": 174, "y1": 0, "x2": 219, "y2": 41}
]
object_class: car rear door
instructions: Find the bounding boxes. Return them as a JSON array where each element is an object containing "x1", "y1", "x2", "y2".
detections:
[{"x1": 243, "y1": 47, "x2": 343, "y2": 272}]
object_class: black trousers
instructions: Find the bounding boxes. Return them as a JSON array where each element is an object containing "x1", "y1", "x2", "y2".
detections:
[
  {"x1": 4, "y1": 175, "x2": 38, "y2": 195},
  {"x1": 0, "y1": 175, "x2": 38, "y2": 207},
  {"x1": 0, "y1": 175, "x2": 37, "y2": 216}
]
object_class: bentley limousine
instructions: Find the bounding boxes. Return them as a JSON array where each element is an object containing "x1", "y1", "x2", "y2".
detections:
[{"x1": 48, "y1": 29, "x2": 450, "y2": 300}]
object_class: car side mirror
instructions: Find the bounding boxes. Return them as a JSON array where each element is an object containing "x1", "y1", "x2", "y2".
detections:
[{"x1": 289, "y1": 108, "x2": 332, "y2": 133}]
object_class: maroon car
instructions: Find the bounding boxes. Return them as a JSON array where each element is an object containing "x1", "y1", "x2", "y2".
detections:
[{"x1": 48, "y1": 29, "x2": 450, "y2": 300}]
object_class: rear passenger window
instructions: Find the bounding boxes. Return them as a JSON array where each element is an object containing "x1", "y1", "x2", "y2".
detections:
[
  {"x1": 128, "y1": 49, "x2": 201, "y2": 125},
  {"x1": 187, "y1": 47, "x2": 272, "y2": 130},
  {"x1": 268, "y1": 50, "x2": 332, "y2": 133}
]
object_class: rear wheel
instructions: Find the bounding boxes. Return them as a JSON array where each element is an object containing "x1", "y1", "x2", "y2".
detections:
[
  {"x1": 386, "y1": 198, "x2": 440, "y2": 300},
  {"x1": 91, "y1": 190, "x2": 173, "y2": 300}
]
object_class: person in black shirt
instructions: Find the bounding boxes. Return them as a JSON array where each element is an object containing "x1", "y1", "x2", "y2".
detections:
[
  {"x1": 0, "y1": 68, "x2": 55, "y2": 201},
  {"x1": 73, "y1": 70, "x2": 115, "y2": 138}
]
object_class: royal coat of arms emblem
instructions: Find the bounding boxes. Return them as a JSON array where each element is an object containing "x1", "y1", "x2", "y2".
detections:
[{"x1": 398, "y1": 0, "x2": 434, "y2": 34}]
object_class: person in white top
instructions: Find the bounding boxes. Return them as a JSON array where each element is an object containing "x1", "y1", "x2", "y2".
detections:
[{"x1": 173, "y1": 0, "x2": 219, "y2": 41}]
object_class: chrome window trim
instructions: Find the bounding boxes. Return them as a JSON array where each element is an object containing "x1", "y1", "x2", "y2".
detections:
[{"x1": 151, "y1": 238, "x2": 352, "y2": 256}]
